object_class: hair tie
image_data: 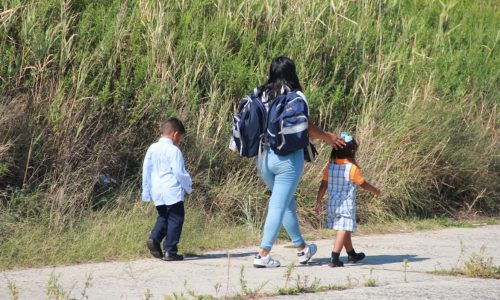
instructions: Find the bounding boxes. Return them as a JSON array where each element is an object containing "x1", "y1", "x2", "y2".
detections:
[{"x1": 340, "y1": 131, "x2": 353, "y2": 143}]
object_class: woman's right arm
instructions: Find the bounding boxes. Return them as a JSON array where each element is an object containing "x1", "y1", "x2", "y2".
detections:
[{"x1": 308, "y1": 120, "x2": 346, "y2": 149}]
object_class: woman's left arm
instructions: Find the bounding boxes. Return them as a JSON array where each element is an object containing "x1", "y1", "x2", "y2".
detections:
[{"x1": 308, "y1": 120, "x2": 346, "y2": 149}]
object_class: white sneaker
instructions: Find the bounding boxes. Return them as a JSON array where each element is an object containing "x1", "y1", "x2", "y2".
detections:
[
  {"x1": 253, "y1": 254, "x2": 281, "y2": 268},
  {"x1": 297, "y1": 243, "x2": 317, "y2": 265}
]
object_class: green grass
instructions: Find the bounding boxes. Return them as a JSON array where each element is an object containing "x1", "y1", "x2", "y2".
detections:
[
  {"x1": 0, "y1": 0, "x2": 498, "y2": 226},
  {"x1": 0, "y1": 0, "x2": 499, "y2": 272},
  {"x1": 486, "y1": 218, "x2": 498, "y2": 225},
  {"x1": 1, "y1": 204, "x2": 481, "y2": 270},
  {"x1": 431, "y1": 246, "x2": 500, "y2": 280},
  {"x1": 0, "y1": 204, "x2": 260, "y2": 270},
  {"x1": 363, "y1": 268, "x2": 377, "y2": 287}
]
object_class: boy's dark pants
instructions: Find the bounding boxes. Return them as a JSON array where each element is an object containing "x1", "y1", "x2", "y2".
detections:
[{"x1": 150, "y1": 201, "x2": 185, "y2": 255}]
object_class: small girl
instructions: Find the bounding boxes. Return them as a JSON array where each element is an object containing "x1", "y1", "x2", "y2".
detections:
[{"x1": 315, "y1": 132, "x2": 380, "y2": 267}]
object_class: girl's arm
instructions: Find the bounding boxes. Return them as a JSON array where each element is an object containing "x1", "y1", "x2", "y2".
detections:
[
  {"x1": 315, "y1": 180, "x2": 328, "y2": 215},
  {"x1": 308, "y1": 120, "x2": 346, "y2": 149},
  {"x1": 360, "y1": 181, "x2": 381, "y2": 197}
]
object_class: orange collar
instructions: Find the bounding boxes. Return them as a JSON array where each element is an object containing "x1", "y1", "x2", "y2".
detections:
[{"x1": 334, "y1": 159, "x2": 351, "y2": 164}]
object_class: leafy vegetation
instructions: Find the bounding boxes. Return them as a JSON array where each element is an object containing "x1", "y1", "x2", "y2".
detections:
[
  {"x1": 432, "y1": 246, "x2": 500, "y2": 279},
  {"x1": 0, "y1": 0, "x2": 498, "y2": 267}
]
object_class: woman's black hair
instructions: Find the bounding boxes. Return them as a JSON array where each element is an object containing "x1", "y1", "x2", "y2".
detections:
[
  {"x1": 260, "y1": 56, "x2": 302, "y2": 100},
  {"x1": 330, "y1": 138, "x2": 358, "y2": 160}
]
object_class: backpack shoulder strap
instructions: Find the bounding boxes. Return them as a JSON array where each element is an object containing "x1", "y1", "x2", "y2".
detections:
[{"x1": 295, "y1": 91, "x2": 309, "y2": 111}]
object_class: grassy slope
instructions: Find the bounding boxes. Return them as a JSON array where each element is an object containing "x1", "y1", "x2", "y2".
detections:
[
  {"x1": 2, "y1": 204, "x2": 495, "y2": 270},
  {"x1": 0, "y1": 0, "x2": 498, "y2": 268},
  {"x1": 0, "y1": 205, "x2": 261, "y2": 270}
]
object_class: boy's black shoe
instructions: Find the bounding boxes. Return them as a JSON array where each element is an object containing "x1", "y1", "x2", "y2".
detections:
[
  {"x1": 328, "y1": 259, "x2": 344, "y2": 267},
  {"x1": 163, "y1": 252, "x2": 184, "y2": 261},
  {"x1": 347, "y1": 252, "x2": 366, "y2": 263},
  {"x1": 146, "y1": 239, "x2": 163, "y2": 259}
]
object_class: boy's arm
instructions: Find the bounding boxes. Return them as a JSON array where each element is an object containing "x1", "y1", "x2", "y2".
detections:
[
  {"x1": 141, "y1": 148, "x2": 153, "y2": 202},
  {"x1": 360, "y1": 181, "x2": 381, "y2": 197},
  {"x1": 315, "y1": 180, "x2": 328, "y2": 215},
  {"x1": 172, "y1": 149, "x2": 193, "y2": 194}
]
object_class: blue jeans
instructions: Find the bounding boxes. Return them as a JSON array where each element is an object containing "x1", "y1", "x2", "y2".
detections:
[{"x1": 259, "y1": 147, "x2": 305, "y2": 251}]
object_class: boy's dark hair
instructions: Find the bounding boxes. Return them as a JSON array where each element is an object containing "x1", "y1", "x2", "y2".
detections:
[
  {"x1": 330, "y1": 139, "x2": 358, "y2": 160},
  {"x1": 162, "y1": 117, "x2": 186, "y2": 135}
]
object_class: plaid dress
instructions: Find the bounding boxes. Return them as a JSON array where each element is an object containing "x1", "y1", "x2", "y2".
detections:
[{"x1": 326, "y1": 162, "x2": 357, "y2": 232}]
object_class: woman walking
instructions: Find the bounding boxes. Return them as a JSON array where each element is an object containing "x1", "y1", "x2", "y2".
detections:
[{"x1": 251, "y1": 56, "x2": 345, "y2": 268}]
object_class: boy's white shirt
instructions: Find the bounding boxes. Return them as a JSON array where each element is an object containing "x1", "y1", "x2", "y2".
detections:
[{"x1": 141, "y1": 137, "x2": 192, "y2": 206}]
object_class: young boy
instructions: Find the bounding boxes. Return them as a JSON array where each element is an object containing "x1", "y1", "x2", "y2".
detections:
[{"x1": 141, "y1": 117, "x2": 192, "y2": 261}]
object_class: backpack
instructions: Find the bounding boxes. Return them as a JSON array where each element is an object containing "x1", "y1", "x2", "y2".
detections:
[
  {"x1": 267, "y1": 90, "x2": 310, "y2": 156},
  {"x1": 231, "y1": 88, "x2": 315, "y2": 161},
  {"x1": 231, "y1": 88, "x2": 266, "y2": 157}
]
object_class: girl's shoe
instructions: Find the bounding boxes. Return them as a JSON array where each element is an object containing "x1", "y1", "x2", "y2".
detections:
[
  {"x1": 253, "y1": 254, "x2": 281, "y2": 268},
  {"x1": 347, "y1": 252, "x2": 366, "y2": 263},
  {"x1": 328, "y1": 259, "x2": 344, "y2": 267},
  {"x1": 297, "y1": 243, "x2": 318, "y2": 265}
]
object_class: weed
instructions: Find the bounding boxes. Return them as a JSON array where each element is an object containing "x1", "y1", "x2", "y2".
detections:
[
  {"x1": 486, "y1": 218, "x2": 498, "y2": 225},
  {"x1": 164, "y1": 293, "x2": 188, "y2": 300},
  {"x1": 213, "y1": 282, "x2": 222, "y2": 298},
  {"x1": 364, "y1": 268, "x2": 377, "y2": 287},
  {"x1": 238, "y1": 266, "x2": 248, "y2": 295},
  {"x1": 143, "y1": 289, "x2": 153, "y2": 300},
  {"x1": 225, "y1": 251, "x2": 231, "y2": 298},
  {"x1": 182, "y1": 280, "x2": 219, "y2": 300},
  {"x1": 431, "y1": 245, "x2": 500, "y2": 279},
  {"x1": 238, "y1": 266, "x2": 268, "y2": 298},
  {"x1": 436, "y1": 219, "x2": 474, "y2": 228},
  {"x1": 46, "y1": 271, "x2": 72, "y2": 300},
  {"x1": 364, "y1": 278, "x2": 377, "y2": 288},
  {"x1": 80, "y1": 273, "x2": 93, "y2": 300},
  {"x1": 463, "y1": 246, "x2": 500, "y2": 279},
  {"x1": 455, "y1": 240, "x2": 465, "y2": 270},
  {"x1": 5, "y1": 276, "x2": 19, "y2": 300},
  {"x1": 277, "y1": 273, "x2": 322, "y2": 295},
  {"x1": 283, "y1": 262, "x2": 297, "y2": 288},
  {"x1": 346, "y1": 275, "x2": 354, "y2": 288},
  {"x1": 295, "y1": 274, "x2": 321, "y2": 293},
  {"x1": 402, "y1": 259, "x2": 410, "y2": 283}
]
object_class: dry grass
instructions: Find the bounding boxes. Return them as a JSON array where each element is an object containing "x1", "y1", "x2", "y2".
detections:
[
  {"x1": 432, "y1": 246, "x2": 500, "y2": 280},
  {"x1": 0, "y1": 0, "x2": 498, "y2": 265}
]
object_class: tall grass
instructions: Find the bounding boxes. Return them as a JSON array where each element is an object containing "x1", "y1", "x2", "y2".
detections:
[
  {"x1": 0, "y1": 198, "x2": 261, "y2": 269},
  {"x1": 0, "y1": 0, "x2": 498, "y2": 247}
]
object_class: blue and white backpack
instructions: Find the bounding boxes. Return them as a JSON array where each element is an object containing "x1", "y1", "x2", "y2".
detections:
[
  {"x1": 267, "y1": 90, "x2": 310, "y2": 156},
  {"x1": 231, "y1": 88, "x2": 266, "y2": 157},
  {"x1": 231, "y1": 87, "x2": 315, "y2": 160}
]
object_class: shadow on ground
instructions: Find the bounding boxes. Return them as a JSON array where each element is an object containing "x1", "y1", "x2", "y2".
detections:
[
  {"x1": 184, "y1": 252, "x2": 257, "y2": 260},
  {"x1": 308, "y1": 254, "x2": 429, "y2": 266}
]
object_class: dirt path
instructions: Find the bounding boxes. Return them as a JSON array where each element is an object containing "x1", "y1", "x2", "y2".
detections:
[{"x1": 1, "y1": 225, "x2": 499, "y2": 299}]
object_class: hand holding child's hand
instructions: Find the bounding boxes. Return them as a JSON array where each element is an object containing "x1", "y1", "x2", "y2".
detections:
[{"x1": 325, "y1": 132, "x2": 346, "y2": 149}]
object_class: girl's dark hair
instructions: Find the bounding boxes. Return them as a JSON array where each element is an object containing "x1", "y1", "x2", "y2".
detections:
[
  {"x1": 260, "y1": 56, "x2": 302, "y2": 100},
  {"x1": 330, "y1": 139, "x2": 358, "y2": 160}
]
